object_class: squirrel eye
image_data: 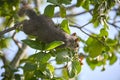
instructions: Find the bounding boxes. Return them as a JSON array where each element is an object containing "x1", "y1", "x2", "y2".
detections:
[{"x1": 75, "y1": 38, "x2": 79, "y2": 42}]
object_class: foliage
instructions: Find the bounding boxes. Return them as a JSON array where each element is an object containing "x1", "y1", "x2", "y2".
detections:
[
  {"x1": 19, "y1": 39, "x2": 81, "y2": 79},
  {"x1": 0, "y1": 0, "x2": 120, "y2": 80}
]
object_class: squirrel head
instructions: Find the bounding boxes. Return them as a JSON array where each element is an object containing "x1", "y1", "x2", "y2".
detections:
[{"x1": 18, "y1": 2, "x2": 37, "y2": 19}]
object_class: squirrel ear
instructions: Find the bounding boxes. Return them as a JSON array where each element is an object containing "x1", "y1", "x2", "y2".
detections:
[{"x1": 71, "y1": 33, "x2": 76, "y2": 36}]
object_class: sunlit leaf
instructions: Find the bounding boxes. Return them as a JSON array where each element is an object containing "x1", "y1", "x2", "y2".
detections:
[
  {"x1": 0, "y1": 38, "x2": 10, "y2": 49},
  {"x1": 76, "y1": 0, "x2": 85, "y2": 7},
  {"x1": 59, "y1": 5, "x2": 66, "y2": 18},
  {"x1": 45, "y1": 41, "x2": 64, "y2": 50},
  {"x1": 86, "y1": 58, "x2": 97, "y2": 70},
  {"x1": 47, "y1": 64, "x2": 54, "y2": 73},
  {"x1": 99, "y1": 28, "x2": 108, "y2": 37},
  {"x1": 44, "y1": 5, "x2": 55, "y2": 18},
  {"x1": 89, "y1": 41, "x2": 104, "y2": 57},
  {"x1": 82, "y1": 0, "x2": 90, "y2": 10},
  {"x1": 106, "y1": 39, "x2": 117, "y2": 46},
  {"x1": 62, "y1": 68, "x2": 69, "y2": 79},
  {"x1": 109, "y1": 53, "x2": 117, "y2": 65},
  {"x1": 86, "y1": 37, "x2": 105, "y2": 58},
  {"x1": 60, "y1": 19, "x2": 70, "y2": 34},
  {"x1": 93, "y1": 20, "x2": 100, "y2": 28}
]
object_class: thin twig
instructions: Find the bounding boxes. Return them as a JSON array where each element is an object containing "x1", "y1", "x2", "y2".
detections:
[
  {"x1": 12, "y1": 32, "x2": 21, "y2": 49},
  {"x1": 70, "y1": 24, "x2": 109, "y2": 47},
  {"x1": 66, "y1": 9, "x2": 93, "y2": 17},
  {"x1": 80, "y1": 21, "x2": 92, "y2": 28},
  {"x1": 107, "y1": 21, "x2": 120, "y2": 30},
  {"x1": 0, "y1": 22, "x2": 23, "y2": 36},
  {"x1": 0, "y1": 51, "x2": 8, "y2": 66}
]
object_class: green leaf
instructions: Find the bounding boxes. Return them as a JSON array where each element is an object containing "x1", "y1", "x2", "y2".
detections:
[
  {"x1": 86, "y1": 58, "x2": 97, "y2": 70},
  {"x1": 106, "y1": 39, "x2": 117, "y2": 46},
  {"x1": 43, "y1": 69, "x2": 53, "y2": 79},
  {"x1": 67, "y1": 67, "x2": 75, "y2": 78},
  {"x1": 47, "y1": 64, "x2": 54, "y2": 73},
  {"x1": 15, "y1": 74, "x2": 21, "y2": 80},
  {"x1": 29, "y1": 52, "x2": 51, "y2": 63},
  {"x1": 89, "y1": 41, "x2": 103, "y2": 58},
  {"x1": 44, "y1": 5, "x2": 55, "y2": 18},
  {"x1": 47, "y1": 0, "x2": 71, "y2": 5},
  {"x1": 82, "y1": 0, "x2": 90, "y2": 10},
  {"x1": 41, "y1": 53, "x2": 51, "y2": 63},
  {"x1": 86, "y1": 37, "x2": 93, "y2": 45},
  {"x1": 47, "y1": 0, "x2": 58, "y2": 5},
  {"x1": 58, "y1": 0, "x2": 72, "y2": 5},
  {"x1": 45, "y1": 41, "x2": 64, "y2": 50},
  {"x1": 59, "y1": 5, "x2": 66, "y2": 18},
  {"x1": 76, "y1": 0, "x2": 85, "y2": 7},
  {"x1": 0, "y1": 38, "x2": 10, "y2": 49},
  {"x1": 24, "y1": 72, "x2": 35, "y2": 80},
  {"x1": 86, "y1": 57, "x2": 104, "y2": 70},
  {"x1": 86, "y1": 37, "x2": 105, "y2": 58},
  {"x1": 60, "y1": 19, "x2": 70, "y2": 34},
  {"x1": 23, "y1": 62, "x2": 37, "y2": 72},
  {"x1": 67, "y1": 60, "x2": 81, "y2": 78},
  {"x1": 109, "y1": 54, "x2": 117, "y2": 65},
  {"x1": 39, "y1": 63, "x2": 47, "y2": 71},
  {"x1": 56, "y1": 50, "x2": 70, "y2": 64},
  {"x1": 62, "y1": 68, "x2": 69, "y2": 79},
  {"x1": 93, "y1": 20, "x2": 100, "y2": 28},
  {"x1": 34, "y1": 70, "x2": 46, "y2": 78},
  {"x1": 72, "y1": 60, "x2": 81, "y2": 74},
  {"x1": 22, "y1": 39, "x2": 43, "y2": 50},
  {"x1": 99, "y1": 28, "x2": 108, "y2": 37}
]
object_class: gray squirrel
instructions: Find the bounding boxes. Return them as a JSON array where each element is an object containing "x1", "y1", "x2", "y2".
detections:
[{"x1": 18, "y1": 3, "x2": 79, "y2": 51}]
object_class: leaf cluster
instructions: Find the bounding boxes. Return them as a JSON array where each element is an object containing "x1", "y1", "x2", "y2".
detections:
[{"x1": 19, "y1": 39, "x2": 81, "y2": 79}]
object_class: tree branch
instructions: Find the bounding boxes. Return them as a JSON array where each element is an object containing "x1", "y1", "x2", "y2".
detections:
[
  {"x1": 54, "y1": 4, "x2": 93, "y2": 17},
  {"x1": 10, "y1": 43, "x2": 27, "y2": 69},
  {"x1": 70, "y1": 24, "x2": 109, "y2": 47},
  {"x1": 107, "y1": 21, "x2": 120, "y2": 30},
  {"x1": 3, "y1": 43, "x2": 27, "y2": 80},
  {"x1": 0, "y1": 22, "x2": 23, "y2": 36},
  {"x1": 66, "y1": 9, "x2": 93, "y2": 17},
  {"x1": 0, "y1": 51, "x2": 8, "y2": 66}
]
